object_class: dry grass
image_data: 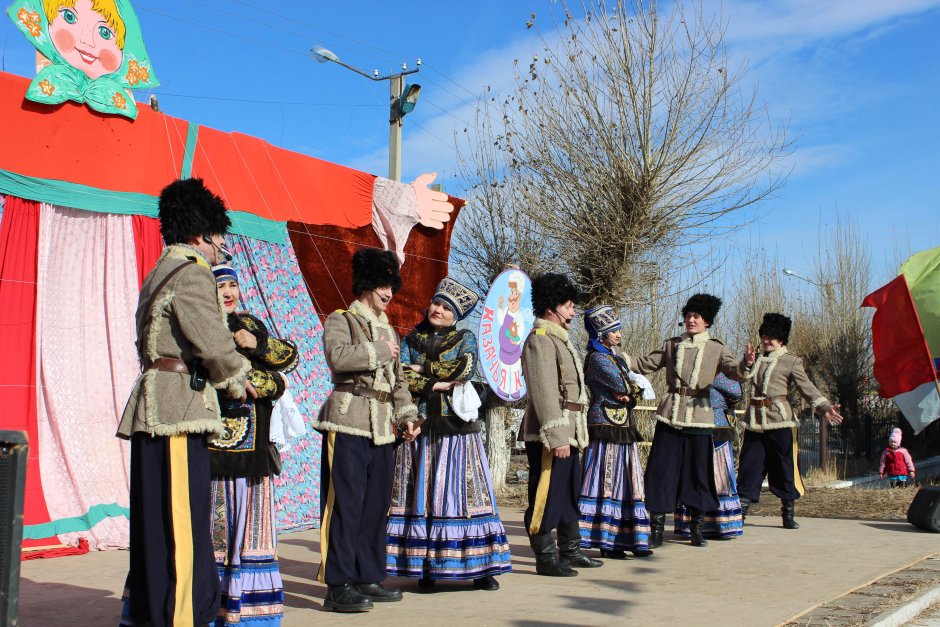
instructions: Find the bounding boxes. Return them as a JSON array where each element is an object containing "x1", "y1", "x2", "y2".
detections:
[{"x1": 750, "y1": 483, "x2": 936, "y2": 520}]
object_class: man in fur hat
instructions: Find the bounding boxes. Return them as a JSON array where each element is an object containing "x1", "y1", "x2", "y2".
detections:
[
  {"x1": 518, "y1": 273, "x2": 601, "y2": 577},
  {"x1": 737, "y1": 313, "x2": 843, "y2": 529},
  {"x1": 625, "y1": 293, "x2": 747, "y2": 548},
  {"x1": 118, "y1": 178, "x2": 255, "y2": 627},
  {"x1": 314, "y1": 247, "x2": 418, "y2": 612}
]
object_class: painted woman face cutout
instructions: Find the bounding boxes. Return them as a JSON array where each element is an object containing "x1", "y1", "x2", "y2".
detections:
[{"x1": 49, "y1": 0, "x2": 123, "y2": 79}]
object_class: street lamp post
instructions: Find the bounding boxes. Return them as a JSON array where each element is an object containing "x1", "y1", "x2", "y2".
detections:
[
  {"x1": 311, "y1": 46, "x2": 421, "y2": 181},
  {"x1": 781, "y1": 267, "x2": 836, "y2": 471}
]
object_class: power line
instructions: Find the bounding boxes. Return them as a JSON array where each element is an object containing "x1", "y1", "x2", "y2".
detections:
[{"x1": 152, "y1": 91, "x2": 383, "y2": 107}]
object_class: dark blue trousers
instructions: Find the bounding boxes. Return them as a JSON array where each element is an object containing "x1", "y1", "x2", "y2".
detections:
[
  {"x1": 737, "y1": 428, "x2": 804, "y2": 502},
  {"x1": 644, "y1": 422, "x2": 719, "y2": 514},
  {"x1": 523, "y1": 442, "x2": 581, "y2": 537},
  {"x1": 122, "y1": 433, "x2": 220, "y2": 626},
  {"x1": 318, "y1": 432, "x2": 394, "y2": 586}
]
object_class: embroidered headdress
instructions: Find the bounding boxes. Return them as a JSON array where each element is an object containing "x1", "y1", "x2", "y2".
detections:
[
  {"x1": 212, "y1": 263, "x2": 238, "y2": 284},
  {"x1": 433, "y1": 277, "x2": 479, "y2": 321},
  {"x1": 584, "y1": 305, "x2": 621, "y2": 339}
]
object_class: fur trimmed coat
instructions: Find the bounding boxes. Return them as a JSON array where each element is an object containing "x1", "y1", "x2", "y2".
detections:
[
  {"x1": 314, "y1": 300, "x2": 417, "y2": 445},
  {"x1": 118, "y1": 245, "x2": 250, "y2": 439},
  {"x1": 626, "y1": 332, "x2": 744, "y2": 430},
  {"x1": 740, "y1": 347, "x2": 832, "y2": 432},
  {"x1": 517, "y1": 319, "x2": 589, "y2": 450}
]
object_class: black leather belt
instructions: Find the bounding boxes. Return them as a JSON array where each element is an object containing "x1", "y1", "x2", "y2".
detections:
[{"x1": 334, "y1": 383, "x2": 393, "y2": 404}]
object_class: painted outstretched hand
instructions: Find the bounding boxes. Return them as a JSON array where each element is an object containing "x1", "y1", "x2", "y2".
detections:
[{"x1": 412, "y1": 172, "x2": 454, "y2": 229}]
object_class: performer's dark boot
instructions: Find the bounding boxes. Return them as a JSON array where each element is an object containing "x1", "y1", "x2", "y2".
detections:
[
  {"x1": 324, "y1": 584, "x2": 373, "y2": 612},
  {"x1": 739, "y1": 496, "x2": 751, "y2": 519},
  {"x1": 649, "y1": 513, "x2": 666, "y2": 549},
  {"x1": 558, "y1": 521, "x2": 602, "y2": 568},
  {"x1": 529, "y1": 532, "x2": 577, "y2": 577},
  {"x1": 689, "y1": 510, "x2": 708, "y2": 547},
  {"x1": 781, "y1": 499, "x2": 800, "y2": 529}
]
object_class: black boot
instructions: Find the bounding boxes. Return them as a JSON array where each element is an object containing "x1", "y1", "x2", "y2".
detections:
[
  {"x1": 473, "y1": 575, "x2": 500, "y2": 591},
  {"x1": 649, "y1": 513, "x2": 666, "y2": 549},
  {"x1": 557, "y1": 521, "x2": 602, "y2": 568},
  {"x1": 529, "y1": 532, "x2": 578, "y2": 577},
  {"x1": 324, "y1": 584, "x2": 373, "y2": 612},
  {"x1": 739, "y1": 496, "x2": 751, "y2": 520},
  {"x1": 781, "y1": 500, "x2": 799, "y2": 529},
  {"x1": 689, "y1": 510, "x2": 708, "y2": 547}
]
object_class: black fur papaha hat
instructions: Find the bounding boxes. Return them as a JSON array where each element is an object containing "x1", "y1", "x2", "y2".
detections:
[
  {"x1": 681, "y1": 293, "x2": 722, "y2": 326},
  {"x1": 158, "y1": 178, "x2": 231, "y2": 245},
  {"x1": 352, "y1": 247, "x2": 402, "y2": 295},
  {"x1": 758, "y1": 312, "x2": 792, "y2": 344},
  {"x1": 531, "y1": 273, "x2": 581, "y2": 316}
]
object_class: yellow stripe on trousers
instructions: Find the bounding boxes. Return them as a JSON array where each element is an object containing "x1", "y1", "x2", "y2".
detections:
[
  {"x1": 528, "y1": 447, "x2": 554, "y2": 535},
  {"x1": 791, "y1": 427, "x2": 806, "y2": 497},
  {"x1": 316, "y1": 432, "x2": 337, "y2": 584},
  {"x1": 169, "y1": 435, "x2": 195, "y2": 627}
]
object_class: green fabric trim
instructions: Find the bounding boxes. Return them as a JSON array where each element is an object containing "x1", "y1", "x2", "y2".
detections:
[
  {"x1": 181, "y1": 123, "x2": 199, "y2": 179},
  {"x1": 0, "y1": 169, "x2": 286, "y2": 243},
  {"x1": 23, "y1": 503, "x2": 129, "y2": 540}
]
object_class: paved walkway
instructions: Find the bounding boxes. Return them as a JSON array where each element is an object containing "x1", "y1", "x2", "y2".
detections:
[{"x1": 17, "y1": 510, "x2": 940, "y2": 626}]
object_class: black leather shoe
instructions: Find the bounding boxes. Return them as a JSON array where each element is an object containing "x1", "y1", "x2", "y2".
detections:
[
  {"x1": 473, "y1": 575, "x2": 500, "y2": 591},
  {"x1": 630, "y1": 547, "x2": 654, "y2": 557},
  {"x1": 417, "y1": 576, "x2": 435, "y2": 593},
  {"x1": 356, "y1": 582, "x2": 403, "y2": 602},
  {"x1": 324, "y1": 584, "x2": 373, "y2": 612},
  {"x1": 600, "y1": 548, "x2": 627, "y2": 559}
]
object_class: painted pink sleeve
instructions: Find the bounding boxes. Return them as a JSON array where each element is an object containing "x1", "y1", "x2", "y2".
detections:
[{"x1": 879, "y1": 449, "x2": 887, "y2": 474}]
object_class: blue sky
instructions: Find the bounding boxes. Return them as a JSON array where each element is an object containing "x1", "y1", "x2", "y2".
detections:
[{"x1": 2, "y1": 0, "x2": 938, "y2": 285}]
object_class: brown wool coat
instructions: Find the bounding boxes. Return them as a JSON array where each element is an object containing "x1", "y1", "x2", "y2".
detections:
[
  {"x1": 626, "y1": 332, "x2": 745, "y2": 429},
  {"x1": 518, "y1": 320, "x2": 589, "y2": 451},
  {"x1": 741, "y1": 347, "x2": 832, "y2": 431},
  {"x1": 313, "y1": 299, "x2": 417, "y2": 445},
  {"x1": 118, "y1": 245, "x2": 250, "y2": 439}
]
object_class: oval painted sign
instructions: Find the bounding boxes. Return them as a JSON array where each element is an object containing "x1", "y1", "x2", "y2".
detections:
[{"x1": 477, "y1": 268, "x2": 534, "y2": 401}]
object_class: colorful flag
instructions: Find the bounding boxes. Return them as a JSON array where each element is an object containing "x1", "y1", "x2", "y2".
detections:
[{"x1": 862, "y1": 249, "x2": 940, "y2": 434}]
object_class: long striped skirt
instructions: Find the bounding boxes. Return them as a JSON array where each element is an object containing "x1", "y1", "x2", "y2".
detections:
[
  {"x1": 674, "y1": 441, "x2": 744, "y2": 539},
  {"x1": 578, "y1": 440, "x2": 651, "y2": 552},
  {"x1": 210, "y1": 476, "x2": 283, "y2": 626},
  {"x1": 386, "y1": 431, "x2": 512, "y2": 580}
]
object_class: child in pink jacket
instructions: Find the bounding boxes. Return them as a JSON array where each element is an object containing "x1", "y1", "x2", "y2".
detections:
[{"x1": 879, "y1": 428, "x2": 915, "y2": 487}]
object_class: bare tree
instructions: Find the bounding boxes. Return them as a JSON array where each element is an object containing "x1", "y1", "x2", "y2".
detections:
[{"x1": 452, "y1": 0, "x2": 791, "y2": 307}]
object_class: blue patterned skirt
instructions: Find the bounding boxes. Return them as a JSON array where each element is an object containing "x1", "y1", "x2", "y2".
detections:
[
  {"x1": 674, "y1": 441, "x2": 744, "y2": 539},
  {"x1": 386, "y1": 431, "x2": 512, "y2": 580},
  {"x1": 578, "y1": 440, "x2": 651, "y2": 551},
  {"x1": 210, "y1": 476, "x2": 283, "y2": 626}
]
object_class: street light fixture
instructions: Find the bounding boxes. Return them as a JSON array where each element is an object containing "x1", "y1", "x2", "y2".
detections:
[{"x1": 310, "y1": 45, "x2": 421, "y2": 181}]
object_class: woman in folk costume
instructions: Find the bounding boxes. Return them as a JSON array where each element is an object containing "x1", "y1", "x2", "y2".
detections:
[
  {"x1": 737, "y1": 313, "x2": 843, "y2": 529},
  {"x1": 209, "y1": 263, "x2": 299, "y2": 626},
  {"x1": 674, "y1": 372, "x2": 745, "y2": 540},
  {"x1": 624, "y1": 293, "x2": 747, "y2": 548},
  {"x1": 386, "y1": 277, "x2": 512, "y2": 592},
  {"x1": 577, "y1": 305, "x2": 655, "y2": 559}
]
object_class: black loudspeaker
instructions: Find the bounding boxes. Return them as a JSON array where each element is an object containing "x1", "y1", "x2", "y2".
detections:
[
  {"x1": 0, "y1": 430, "x2": 27, "y2": 626},
  {"x1": 907, "y1": 485, "x2": 940, "y2": 533}
]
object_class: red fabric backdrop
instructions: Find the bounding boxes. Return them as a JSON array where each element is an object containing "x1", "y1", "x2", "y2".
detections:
[
  {"x1": 131, "y1": 216, "x2": 164, "y2": 287},
  {"x1": 0, "y1": 197, "x2": 56, "y2": 549},
  {"x1": 288, "y1": 200, "x2": 464, "y2": 335}
]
